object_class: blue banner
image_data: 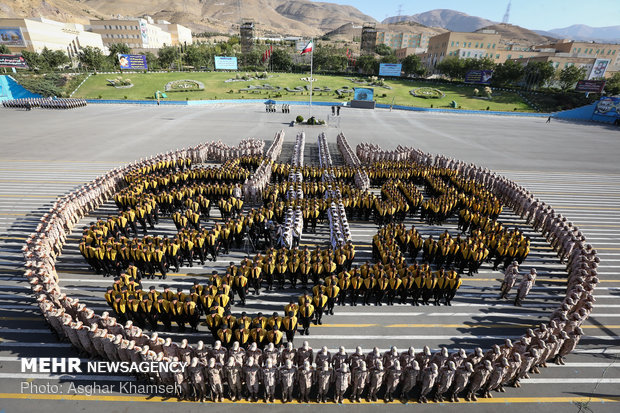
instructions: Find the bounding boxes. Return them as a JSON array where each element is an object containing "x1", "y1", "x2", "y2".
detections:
[
  {"x1": 593, "y1": 97, "x2": 620, "y2": 118},
  {"x1": 118, "y1": 54, "x2": 148, "y2": 70},
  {"x1": 379, "y1": 63, "x2": 402, "y2": 77},
  {"x1": 353, "y1": 87, "x2": 374, "y2": 102},
  {"x1": 214, "y1": 56, "x2": 238, "y2": 70}
]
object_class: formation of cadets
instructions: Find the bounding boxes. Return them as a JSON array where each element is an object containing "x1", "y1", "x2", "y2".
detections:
[
  {"x1": 23, "y1": 135, "x2": 599, "y2": 404},
  {"x1": 2, "y1": 97, "x2": 87, "y2": 109}
]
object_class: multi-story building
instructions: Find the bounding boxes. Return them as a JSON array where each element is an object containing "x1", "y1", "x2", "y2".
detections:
[
  {"x1": 156, "y1": 22, "x2": 193, "y2": 46},
  {"x1": 395, "y1": 47, "x2": 427, "y2": 60},
  {"x1": 510, "y1": 55, "x2": 597, "y2": 76},
  {"x1": 376, "y1": 31, "x2": 430, "y2": 50},
  {"x1": 0, "y1": 17, "x2": 106, "y2": 58},
  {"x1": 549, "y1": 40, "x2": 620, "y2": 77},
  {"x1": 88, "y1": 17, "x2": 172, "y2": 50},
  {"x1": 422, "y1": 31, "x2": 502, "y2": 70}
]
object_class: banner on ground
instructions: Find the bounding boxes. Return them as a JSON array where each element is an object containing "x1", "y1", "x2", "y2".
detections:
[
  {"x1": 0, "y1": 54, "x2": 29, "y2": 69},
  {"x1": 353, "y1": 87, "x2": 374, "y2": 102},
  {"x1": 0, "y1": 27, "x2": 25, "y2": 47},
  {"x1": 214, "y1": 56, "x2": 238, "y2": 70},
  {"x1": 378, "y1": 63, "x2": 402, "y2": 77},
  {"x1": 118, "y1": 54, "x2": 148, "y2": 70},
  {"x1": 464, "y1": 69, "x2": 493, "y2": 84},
  {"x1": 575, "y1": 79, "x2": 606, "y2": 93},
  {"x1": 593, "y1": 97, "x2": 620, "y2": 117},
  {"x1": 588, "y1": 58, "x2": 610, "y2": 80}
]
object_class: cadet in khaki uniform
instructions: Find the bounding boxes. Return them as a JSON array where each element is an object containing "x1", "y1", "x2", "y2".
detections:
[
  {"x1": 243, "y1": 357, "x2": 260, "y2": 402},
  {"x1": 351, "y1": 360, "x2": 370, "y2": 402},
  {"x1": 316, "y1": 360, "x2": 332, "y2": 403},
  {"x1": 298, "y1": 361, "x2": 314, "y2": 403},
  {"x1": 280, "y1": 359, "x2": 297, "y2": 403},
  {"x1": 206, "y1": 359, "x2": 224, "y2": 402},
  {"x1": 261, "y1": 358, "x2": 278, "y2": 402},
  {"x1": 224, "y1": 356, "x2": 243, "y2": 401}
]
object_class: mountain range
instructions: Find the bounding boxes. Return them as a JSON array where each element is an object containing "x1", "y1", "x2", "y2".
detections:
[
  {"x1": 0, "y1": 0, "x2": 376, "y2": 36},
  {"x1": 538, "y1": 25, "x2": 620, "y2": 43},
  {"x1": 382, "y1": 9, "x2": 619, "y2": 44},
  {"x1": 0, "y1": 1, "x2": 618, "y2": 43}
]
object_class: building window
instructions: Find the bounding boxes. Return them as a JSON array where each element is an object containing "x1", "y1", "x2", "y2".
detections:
[
  {"x1": 496, "y1": 54, "x2": 500, "y2": 59},
  {"x1": 492, "y1": 44, "x2": 496, "y2": 49},
  {"x1": 468, "y1": 42, "x2": 471, "y2": 47}
]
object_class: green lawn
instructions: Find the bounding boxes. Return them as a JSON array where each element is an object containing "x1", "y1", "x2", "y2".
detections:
[{"x1": 74, "y1": 71, "x2": 533, "y2": 112}]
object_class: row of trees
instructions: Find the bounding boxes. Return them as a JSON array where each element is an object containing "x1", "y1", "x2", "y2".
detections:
[
  {"x1": 4, "y1": 40, "x2": 618, "y2": 95},
  {"x1": 435, "y1": 56, "x2": 598, "y2": 91}
]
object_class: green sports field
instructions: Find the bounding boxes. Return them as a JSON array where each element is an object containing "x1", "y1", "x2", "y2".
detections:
[{"x1": 74, "y1": 71, "x2": 534, "y2": 112}]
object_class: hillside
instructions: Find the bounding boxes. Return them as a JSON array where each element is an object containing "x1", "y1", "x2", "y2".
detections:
[
  {"x1": 547, "y1": 24, "x2": 620, "y2": 43},
  {"x1": 476, "y1": 23, "x2": 556, "y2": 46},
  {"x1": 0, "y1": 0, "x2": 377, "y2": 36},
  {"x1": 383, "y1": 9, "x2": 495, "y2": 32},
  {"x1": 323, "y1": 21, "x2": 447, "y2": 42}
]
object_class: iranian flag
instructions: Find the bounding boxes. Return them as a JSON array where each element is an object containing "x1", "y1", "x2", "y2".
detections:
[{"x1": 300, "y1": 41, "x2": 313, "y2": 55}]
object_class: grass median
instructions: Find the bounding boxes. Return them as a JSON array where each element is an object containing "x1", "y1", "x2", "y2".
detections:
[{"x1": 74, "y1": 71, "x2": 533, "y2": 112}]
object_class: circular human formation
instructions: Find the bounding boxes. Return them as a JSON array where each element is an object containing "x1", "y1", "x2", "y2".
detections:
[
  {"x1": 410, "y1": 87, "x2": 446, "y2": 99},
  {"x1": 23, "y1": 132, "x2": 598, "y2": 404}
]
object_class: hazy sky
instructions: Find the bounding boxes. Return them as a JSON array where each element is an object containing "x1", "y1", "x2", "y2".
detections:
[{"x1": 317, "y1": 0, "x2": 620, "y2": 30}]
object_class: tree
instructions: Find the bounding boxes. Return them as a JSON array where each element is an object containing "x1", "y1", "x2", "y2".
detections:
[
  {"x1": 375, "y1": 44, "x2": 393, "y2": 56},
  {"x1": 356, "y1": 54, "x2": 378, "y2": 75},
  {"x1": 20, "y1": 50, "x2": 41, "y2": 69},
  {"x1": 436, "y1": 57, "x2": 466, "y2": 79},
  {"x1": 77, "y1": 46, "x2": 106, "y2": 71},
  {"x1": 468, "y1": 56, "x2": 496, "y2": 71},
  {"x1": 0, "y1": 44, "x2": 10, "y2": 54},
  {"x1": 380, "y1": 54, "x2": 398, "y2": 64},
  {"x1": 605, "y1": 72, "x2": 620, "y2": 95},
  {"x1": 492, "y1": 60, "x2": 525, "y2": 86},
  {"x1": 141, "y1": 52, "x2": 160, "y2": 70},
  {"x1": 401, "y1": 54, "x2": 425, "y2": 77},
  {"x1": 158, "y1": 46, "x2": 178, "y2": 69},
  {"x1": 557, "y1": 65, "x2": 587, "y2": 91},
  {"x1": 40, "y1": 47, "x2": 70, "y2": 69},
  {"x1": 241, "y1": 49, "x2": 262, "y2": 69},
  {"x1": 270, "y1": 48, "x2": 292, "y2": 71},
  {"x1": 523, "y1": 61, "x2": 555, "y2": 89},
  {"x1": 183, "y1": 44, "x2": 206, "y2": 68},
  {"x1": 107, "y1": 43, "x2": 131, "y2": 67}
]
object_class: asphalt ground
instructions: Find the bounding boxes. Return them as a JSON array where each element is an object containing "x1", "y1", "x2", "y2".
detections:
[{"x1": 0, "y1": 103, "x2": 619, "y2": 413}]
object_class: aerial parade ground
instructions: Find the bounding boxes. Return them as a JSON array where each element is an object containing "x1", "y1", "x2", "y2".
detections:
[{"x1": 0, "y1": 102, "x2": 619, "y2": 413}]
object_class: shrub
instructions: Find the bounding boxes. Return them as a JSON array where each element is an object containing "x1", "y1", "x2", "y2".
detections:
[
  {"x1": 123, "y1": 95, "x2": 128, "y2": 100},
  {"x1": 296, "y1": 115, "x2": 304, "y2": 123},
  {"x1": 486, "y1": 106, "x2": 490, "y2": 110},
  {"x1": 98, "y1": 94, "x2": 102, "y2": 99}
]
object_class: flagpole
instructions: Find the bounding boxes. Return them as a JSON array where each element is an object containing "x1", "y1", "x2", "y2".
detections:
[{"x1": 309, "y1": 38, "x2": 313, "y2": 119}]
